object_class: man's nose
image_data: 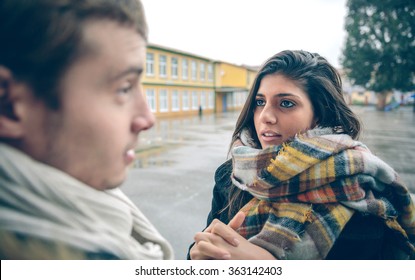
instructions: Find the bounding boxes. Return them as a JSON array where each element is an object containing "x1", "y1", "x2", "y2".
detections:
[{"x1": 131, "y1": 92, "x2": 155, "y2": 133}]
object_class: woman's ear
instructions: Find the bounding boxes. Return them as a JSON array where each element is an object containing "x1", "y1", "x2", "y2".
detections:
[
  {"x1": 0, "y1": 66, "x2": 26, "y2": 139},
  {"x1": 312, "y1": 117, "x2": 319, "y2": 128}
]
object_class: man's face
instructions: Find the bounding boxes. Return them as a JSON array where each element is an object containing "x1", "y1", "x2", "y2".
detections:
[{"x1": 23, "y1": 20, "x2": 154, "y2": 190}]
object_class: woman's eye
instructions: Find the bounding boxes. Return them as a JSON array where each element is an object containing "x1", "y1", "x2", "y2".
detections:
[
  {"x1": 280, "y1": 100, "x2": 295, "y2": 108},
  {"x1": 255, "y1": 99, "x2": 266, "y2": 106}
]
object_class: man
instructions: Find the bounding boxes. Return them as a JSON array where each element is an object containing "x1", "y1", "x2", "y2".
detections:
[{"x1": 0, "y1": 0, "x2": 173, "y2": 259}]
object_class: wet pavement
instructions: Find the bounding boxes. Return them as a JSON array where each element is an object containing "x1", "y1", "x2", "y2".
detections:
[
  {"x1": 121, "y1": 105, "x2": 415, "y2": 259},
  {"x1": 353, "y1": 106, "x2": 415, "y2": 191}
]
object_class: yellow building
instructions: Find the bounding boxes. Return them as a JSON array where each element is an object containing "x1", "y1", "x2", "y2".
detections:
[
  {"x1": 214, "y1": 61, "x2": 257, "y2": 112},
  {"x1": 350, "y1": 90, "x2": 376, "y2": 105},
  {"x1": 143, "y1": 43, "x2": 257, "y2": 117}
]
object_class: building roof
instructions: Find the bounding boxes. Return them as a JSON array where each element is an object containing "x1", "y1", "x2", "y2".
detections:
[
  {"x1": 215, "y1": 86, "x2": 249, "y2": 93},
  {"x1": 148, "y1": 43, "x2": 260, "y2": 71},
  {"x1": 147, "y1": 43, "x2": 214, "y2": 62}
]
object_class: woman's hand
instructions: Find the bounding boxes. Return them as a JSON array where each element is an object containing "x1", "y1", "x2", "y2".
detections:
[
  {"x1": 190, "y1": 212, "x2": 276, "y2": 260},
  {"x1": 190, "y1": 212, "x2": 245, "y2": 259}
]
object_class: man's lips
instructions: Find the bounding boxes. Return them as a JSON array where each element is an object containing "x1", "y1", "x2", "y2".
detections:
[
  {"x1": 124, "y1": 149, "x2": 136, "y2": 165},
  {"x1": 124, "y1": 138, "x2": 138, "y2": 165}
]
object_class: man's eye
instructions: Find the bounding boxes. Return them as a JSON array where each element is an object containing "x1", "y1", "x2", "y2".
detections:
[
  {"x1": 117, "y1": 83, "x2": 133, "y2": 95},
  {"x1": 117, "y1": 84, "x2": 133, "y2": 95},
  {"x1": 280, "y1": 100, "x2": 295, "y2": 108},
  {"x1": 255, "y1": 99, "x2": 265, "y2": 106}
]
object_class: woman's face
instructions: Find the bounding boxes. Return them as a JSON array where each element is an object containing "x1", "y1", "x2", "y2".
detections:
[{"x1": 253, "y1": 73, "x2": 316, "y2": 148}]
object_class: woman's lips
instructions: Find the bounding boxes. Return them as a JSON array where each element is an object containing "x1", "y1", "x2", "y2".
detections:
[
  {"x1": 261, "y1": 133, "x2": 281, "y2": 139},
  {"x1": 260, "y1": 132, "x2": 282, "y2": 145}
]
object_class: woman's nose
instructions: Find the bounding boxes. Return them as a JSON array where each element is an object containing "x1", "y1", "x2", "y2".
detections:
[{"x1": 260, "y1": 104, "x2": 277, "y2": 124}]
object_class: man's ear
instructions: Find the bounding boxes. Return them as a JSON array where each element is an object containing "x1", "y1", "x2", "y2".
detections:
[{"x1": 0, "y1": 66, "x2": 27, "y2": 139}]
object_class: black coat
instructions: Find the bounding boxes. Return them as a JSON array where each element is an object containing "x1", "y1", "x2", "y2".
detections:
[{"x1": 189, "y1": 159, "x2": 397, "y2": 260}]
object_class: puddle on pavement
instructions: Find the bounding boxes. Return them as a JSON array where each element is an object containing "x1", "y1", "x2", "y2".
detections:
[
  {"x1": 133, "y1": 158, "x2": 176, "y2": 168},
  {"x1": 132, "y1": 145, "x2": 178, "y2": 168}
]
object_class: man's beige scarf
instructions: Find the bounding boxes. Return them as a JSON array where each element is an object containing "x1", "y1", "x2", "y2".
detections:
[{"x1": 0, "y1": 143, "x2": 173, "y2": 259}]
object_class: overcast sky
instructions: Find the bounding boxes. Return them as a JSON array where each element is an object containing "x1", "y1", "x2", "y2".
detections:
[{"x1": 141, "y1": 0, "x2": 348, "y2": 68}]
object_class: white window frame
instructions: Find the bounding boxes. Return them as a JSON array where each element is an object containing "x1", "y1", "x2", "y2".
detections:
[
  {"x1": 145, "y1": 89, "x2": 156, "y2": 112},
  {"x1": 182, "y1": 90, "x2": 189, "y2": 111},
  {"x1": 233, "y1": 92, "x2": 238, "y2": 107},
  {"x1": 159, "y1": 55, "x2": 167, "y2": 78},
  {"x1": 200, "y1": 91, "x2": 206, "y2": 109},
  {"x1": 227, "y1": 93, "x2": 233, "y2": 109},
  {"x1": 172, "y1": 90, "x2": 179, "y2": 111},
  {"x1": 171, "y1": 57, "x2": 178, "y2": 79},
  {"x1": 200, "y1": 63, "x2": 205, "y2": 81},
  {"x1": 207, "y1": 64, "x2": 213, "y2": 81},
  {"x1": 192, "y1": 91, "x2": 199, "y2": 110},
  {"x1": 191, "y1": 60, "x2": 197, "y2": 81},
  {"x1": 182, "y1": 58, "x2": 188, "y2": 80},
  {"x1": 208, "y1": 91, "x2": 214, "y2": 109},
  {"x1": 146, "y1": 53, "x2": 154, "y2": 76},
  {"x1": 159, "y1": 89, "x2": 169, "y2": 112}
]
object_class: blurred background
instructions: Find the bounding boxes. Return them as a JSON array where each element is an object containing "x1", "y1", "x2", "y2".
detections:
[{"x1": 122, "y1": 0, "x2": 415, "y2": 259}]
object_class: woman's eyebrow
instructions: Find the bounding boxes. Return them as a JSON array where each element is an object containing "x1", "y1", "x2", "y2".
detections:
[
  {"x1": 274, "y1": 93, "x2": 297, "y2": 97},
  {"x1": 256, "y1": 93, "x2": 299, "y2": 98}
]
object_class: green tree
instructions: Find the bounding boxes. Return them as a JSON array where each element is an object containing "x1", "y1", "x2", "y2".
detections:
[{"x1": 341, "y1": 0, "x2": 415, "y2": 110}]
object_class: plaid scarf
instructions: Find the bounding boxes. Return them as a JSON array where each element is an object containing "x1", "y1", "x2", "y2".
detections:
[{"x1": 231, "y1": 127, "x2": 415, "y2": 259}]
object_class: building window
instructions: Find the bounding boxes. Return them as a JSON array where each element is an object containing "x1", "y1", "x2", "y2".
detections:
[
  {"x1": 233, "y1": 92, "x2": 242, "y2": 107},
  {"x1": 200, "y1": 91, "x2": 206, "y2": 109},
  {"x1": 192, "y1": 91, "x2": 198, "y2": 110},
  {"x1": 171, "y1": 57, "x2": 178, "y2": 79},
  {"x1": 234, "y1": 92, "x2": 239, "y2": 107},
  {"x1": 145, "y1": 89, "x2": 156, "y2": 112},
  {"x1": 227, "y1": 93, "x2": 233, "y2": 109},
  {"x1": 182, "y1": 58, "x2": 188, "y2": 80},
  {"x1": 236, "y1": 91, "x2": 245, "y2": 106},
  {"x1": 208, "y1": 64, "x2": 213, "y2": 81},
  {"x1": 208, "y1": 91, "x2": 214, "y2": 109},
  {"x1": 159, "y1": 89, "x2": 168, "y2": 112},
  {"x1": 200, "y1": 63, "x2": 205, "y2": 81},
  {"x1": 182, "y1": 90, "x2": 189, "y2": 111},
  {"x1": 159, "y1": 55, "x2": 167, "y2": 78},
  {"x1": 191, "y1": 60, "x2": 197, "y2": 81},
  {"x1": 172, "y1": 90, "x2": 179, "y2": 111},
  {"x1": 146, "y1": 53, "x2": 154, "y2": 76}
]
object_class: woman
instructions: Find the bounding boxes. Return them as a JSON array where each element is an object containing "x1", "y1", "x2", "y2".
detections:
[{"x1": 189, "y1": 50, "x2": 415, "y2": 260}]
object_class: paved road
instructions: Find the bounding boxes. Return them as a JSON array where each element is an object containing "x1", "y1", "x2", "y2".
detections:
[
  {"x1": 353, "y1": 106, "x2": 415, "y2": 190},
  {"x1": 121, "y1": 105, "x2": 415, "y2": 259}
]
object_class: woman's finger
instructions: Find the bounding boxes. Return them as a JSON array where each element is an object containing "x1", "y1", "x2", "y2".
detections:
[
  {"x1": 210, "y1": 221, "x2": 241, "y2": 247},
  {"x1": 228, "y1": 211, "x2": 245, "y2": 230},
  {"x1": 203, "y1": 218, "x2": 221, "y2": 233},
  {"x1": 191, "y1": 237, "x2": 231, "y2": 260}
]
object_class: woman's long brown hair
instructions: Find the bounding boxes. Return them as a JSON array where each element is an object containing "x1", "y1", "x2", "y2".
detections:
[{"x1": 224, "y1": 50, "x2": 362, "y2": 219}]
